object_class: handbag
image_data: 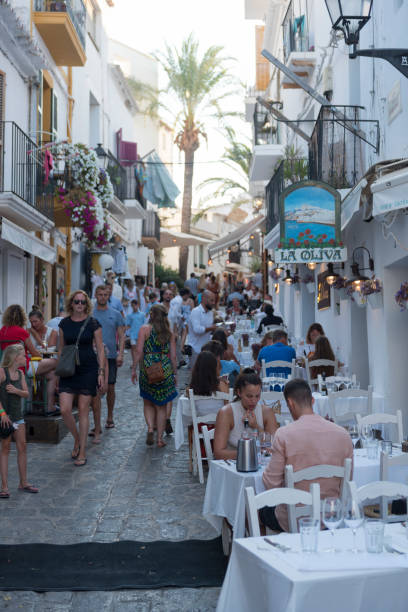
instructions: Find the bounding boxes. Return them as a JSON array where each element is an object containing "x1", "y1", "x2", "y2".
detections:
[
  {"x1": 55, "y1": 317, "x2": 90, "y2": 378},
  {"x1": 0, "y1": 422, "x2": 15, "y2": 439},
  {"x1": 145, "y1": 361, "x2": 165, "y2": 384}
]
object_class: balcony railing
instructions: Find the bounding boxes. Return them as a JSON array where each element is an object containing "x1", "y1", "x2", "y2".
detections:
[
  {"x1": 34, "y1": 0, "x2": 86, "y2": 49},
  {"x1": 0, "y1": 121, "x2": 54, "y2": 221},
  {"x1": 309, "y1": 105, "x2": 379, "y2": 189},
  {"x1": 254, "y1": 105, "x2": 279, "y2": 146},
  {"x1": 282, "y1": 0, "x2": 311, "y2": 64},
  {"x1": 142, "y1": 210, "x2": 160, "y2": 243},
  {"x1": 106, "y1": 150, "x2": 127, "y2": 201},
  {"x1": 265, "y1": 158, "x2": 310, "y2": 233}
]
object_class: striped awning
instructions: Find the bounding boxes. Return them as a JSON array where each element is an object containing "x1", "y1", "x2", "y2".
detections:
[{"x1": 208, "y1": 215, "x2": 266, "y2": 257}]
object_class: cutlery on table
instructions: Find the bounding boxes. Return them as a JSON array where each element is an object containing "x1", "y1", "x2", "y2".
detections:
[{"x1": 263, "y1": 538, "x2": 291, "y2": 552}]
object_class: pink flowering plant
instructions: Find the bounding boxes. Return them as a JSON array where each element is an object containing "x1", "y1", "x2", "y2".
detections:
[
  {"x1": 56, "y1": 188, "x2": 109, "y2": 248},
  {"x1": 278, "y1": 228, "x2": 343, "y2": 249},
  {"x1": 395, "y1": 281, "x2": 408, "y2": 311}
]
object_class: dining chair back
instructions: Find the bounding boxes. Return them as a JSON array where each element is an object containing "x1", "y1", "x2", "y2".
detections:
[
  {"x1": 261, "y1": 358, "x2": 295, "y2": 380},
  {"x1": 285, "y1": 458, "x2": 352, "y2": 526},
  {"x1": 356, "y1": 410, "x2": 403, "y2": 443},
  {"x1": 379, "y1": 451, "x2": 408, "y2": 521},
  {"x1": 188, "y1": 388, "x2": 232, "y2": 484},
  {"x1": 328, "y1": 386, "x2": 373, "y2": 425},
  {"x1": 201, "y1": 425, "x2": 214, "y2": 462},
  {"x1": 348, "y1": 479, "x2": 408, "y2": 522},
  {"x1": 262, "y1": 325, "x2": 282, "y2": 333},
  {"x1": 244, "y1": 483, "x2": 320, "y2": 536},
  {"x1": 306, "y1": 358, "x2": 339, "y2": 388},
  {"x1": 260, "y1": 390, "x2": 290, "y2": 426}
]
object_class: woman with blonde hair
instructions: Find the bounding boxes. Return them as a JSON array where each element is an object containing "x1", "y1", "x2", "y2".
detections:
[
  {"x1": 58, "y1": 290, "x2": 105, "y2": 466},
  {"x1": 0, "y1": 343, "x2": 37, "y2": 497},
  {"x1": 131, "y1": 304, "x2": 177, "y2": 447}
]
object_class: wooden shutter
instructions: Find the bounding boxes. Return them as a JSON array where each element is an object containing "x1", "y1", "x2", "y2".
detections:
[
  {"x1": 255, "y1": 26, "x2": 270, "y2": 91},
  {"x1": 51, "y1": 90, "x2": 58, "y2": 140}
]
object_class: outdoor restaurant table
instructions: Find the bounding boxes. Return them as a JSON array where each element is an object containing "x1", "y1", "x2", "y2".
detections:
[
  {"x1": 312, "y1": 391, "x2": 384, "y2": 419},
  {"x1": 203, "y1": 452, "x2": 408, "y2": 540},
  {"x1": 216, "y1": 524, "x2": 408, "y2": 612}
]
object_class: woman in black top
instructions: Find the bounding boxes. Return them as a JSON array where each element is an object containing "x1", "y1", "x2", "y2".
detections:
[
  {"x1": 257, "y1": 304, "x2": 283, "y2": 334},
  {"x1": 58, "y1": 290, "x2": 104, "y2": 466}
]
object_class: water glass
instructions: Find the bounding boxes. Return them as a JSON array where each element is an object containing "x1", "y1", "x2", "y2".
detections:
[
  {"x1": 364, "y1": 520, "x2": 385, "y2": 553},
  {"x1": 366, "y1": 439, "x2": 378, "y2": 460},
  {"x1": 259, "y1": 432, "x2": 272, "y2": 465},
  {"x1": 381, "y1": 440, "x2": 393, "y2": 456},
  {"x1": 299, "y1": 518, "x2": 320, "y2": 553}
]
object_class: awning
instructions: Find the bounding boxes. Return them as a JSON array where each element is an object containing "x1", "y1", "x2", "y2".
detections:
[
  {"x1": 208, "y1": 215, "x2": 266, "y2": 257},
  {"x1": 160, "y1": 229, "x2": 212, "y2": 248},
  {"x1": 264, "y1": 222, "x2": 280, "y2": 250},
  {"x1": 372, "y1": 166, "x2": 408, "y2": 216},
  {"x1": 0, "y1": 217, "x2": 56, "y2": 263},
  {"x1": 225, "y1": 262, "x2": 250, "y2": 274},
  {"x1": 341, "y1": 179, "x2": 367, "y2": 229},
  {"x1": 144, "y1": 152, "x2": 180, "y2": 208},
  {"x1": 106, "y1": 211, "x2": 129, "y2": 242}
]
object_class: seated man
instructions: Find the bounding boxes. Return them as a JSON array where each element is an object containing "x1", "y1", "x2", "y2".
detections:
[
  {"x1": 261, "y1": 379, "x2": 353, "y2": 532},
  {"x1": 256, "y1": 329, "x2": 296, "y2": 377},
  {"x1": 257, "y1": 304, "x2": 283, "y2": 334}
]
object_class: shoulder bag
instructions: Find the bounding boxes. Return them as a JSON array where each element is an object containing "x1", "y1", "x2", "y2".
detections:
[{"x1": 55, "y1": 317, "x2": 90, "y2": 378}]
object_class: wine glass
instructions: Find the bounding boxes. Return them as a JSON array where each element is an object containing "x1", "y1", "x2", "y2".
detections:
[
  {"x1": 322, "y1": 497, "x2": 343, "y2": 552},
  {"x1": 344, "y1": 498, "x2": 364, "y2": 553},
  {"x1": 349, "y1": 425, "x2": 360, "y2": 449},
  {"x1": 360, "y1": 424, "x2": 374, "y2": 448},
  {"x1": 259, "y1": 432, "x2": 272, "y2": 466}
]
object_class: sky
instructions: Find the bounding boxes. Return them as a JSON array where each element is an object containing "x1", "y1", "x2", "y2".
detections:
[{"x1": 105, "y1": 0, "x2": 259, "y2": 211}]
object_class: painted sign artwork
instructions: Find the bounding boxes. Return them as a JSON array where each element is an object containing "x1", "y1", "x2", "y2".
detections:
[{"x1": 275, "y1": 180, "x2": 345, "y2": 264}]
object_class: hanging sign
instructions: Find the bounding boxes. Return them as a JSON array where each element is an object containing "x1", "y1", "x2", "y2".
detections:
[{"x1": 274, "y1": 180, "x2": 347, "y2": 264}]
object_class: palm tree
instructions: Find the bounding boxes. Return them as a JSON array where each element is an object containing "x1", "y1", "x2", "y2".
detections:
[
  {"x1": 154, "y1": 35, "x2": 240, "y2": 279},
  {"x1": 193, "y1": 127, "x2": 253, "y2": 222}
]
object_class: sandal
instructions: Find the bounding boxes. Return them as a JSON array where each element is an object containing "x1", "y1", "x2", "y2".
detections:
[
  {"x1": 18, "y1": 485, "x2": 39, "y2": 494},
  {"x1": 0, "y1": 490, "x2": 10, "y2": 499},
  {"x1": 105, "y1": 421, "x2": 115, "y2": 429},
  {"x1": 146, "y1": 431, "x2": 154, "y2": 446},
  {"x1": 74, "y1": 458, "x2": 87, "y2": 467},
  {"x1": 92, "y1": 438, "x2": 101, "y2": 445},
  {"x1": 157, "y1": 439, "x2": 167, "y2": 448},
  {"x1": 71, "y1": 446, "x2": 80, "y2": 460},
  {"x1": 88, "y1": 429, "x2": 102, "y2": 438}
]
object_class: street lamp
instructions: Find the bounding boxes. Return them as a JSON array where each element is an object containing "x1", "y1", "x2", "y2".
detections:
[
  {"x1": 324, "y1": 0, "x2": 408, "y2": 77},
  {"x1": 324, "y1": 0, "x2": 373, "y2": 58},
  {"x1": 325, "y1": 262, "x2": 340, "y2": 286},
  {"x1": 283, "y1": 269, "x2": 293, "y2": 285},
  {"x1": 95, "y1": 143, "x2": 109, "y2": 169}
]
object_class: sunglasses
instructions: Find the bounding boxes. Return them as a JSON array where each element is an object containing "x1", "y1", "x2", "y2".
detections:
[{"x1": 73, "y1": 299, "x2": 86, "y2": 305}]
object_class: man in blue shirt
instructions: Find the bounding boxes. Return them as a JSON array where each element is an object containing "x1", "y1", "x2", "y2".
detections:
[
  {"x1": 105, "y1": 282, "x2": 124, "y2": 317},
  {"x1": 92, "y1": 285, "x2": 125, "y2": 432},
  {"x1": 256, "y1": 329, "x2": 296, "y2": 377},
  {"x1": 126, "y1": 298, "x2": 145, "y2": 351}
]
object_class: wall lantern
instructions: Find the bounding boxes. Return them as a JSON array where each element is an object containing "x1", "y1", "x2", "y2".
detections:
[
  {"x1": 307, "y1": 262, "x2": 317, "y2": 271},
  {"x1": 346, "y1": 246, "x2": 374, "y2": 291},
  {"x1": 274, "y1": 264, "x2": 283, "y2": 277},
  {"x1": 325, "y1": 262, "x2": 344, "y2": 285},
  {"x1": 208, "y1": 258, "x2": 213, "y2": 266},
  {"x1": 324, "y1": 0, "x2": 408, "y2": 77},
  {"x1": 283, "y1": 269, "x2": 293, "y2": 285},
  {"x1": 95, "y1": 143, "x2": 109, "y2": 169},
  {"x1": 267, "y1": 255, "x2": 274, "y2": 267}
]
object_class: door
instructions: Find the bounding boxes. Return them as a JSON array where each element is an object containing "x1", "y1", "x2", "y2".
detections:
[{"x1": 7, "y1": 252, "x2": 25, "y2": 306}]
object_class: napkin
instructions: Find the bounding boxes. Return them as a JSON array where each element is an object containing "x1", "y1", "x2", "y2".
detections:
[{"x1": 385, "y1": 536, "x2": 408, "y2": 555}]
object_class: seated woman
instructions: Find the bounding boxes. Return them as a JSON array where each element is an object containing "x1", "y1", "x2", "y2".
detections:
[
  {"x1": 213, "y1": 369, "x2": 278, "y2": 460},
  {"x1": 308, "y1": 335, "x2": 336, "y2": 379},
  {"x1": 300, "y1": 323, "x2": 325, "y2": 358},
  {"x1": 189, "y1": 351, "x2": 229, "y2": 404},
  {"x1": 212, "y1": 329, "x2": 239, "y2": 366},
  {"x1": 0, "y1": 305, "x2": 58, "y2": 416}
]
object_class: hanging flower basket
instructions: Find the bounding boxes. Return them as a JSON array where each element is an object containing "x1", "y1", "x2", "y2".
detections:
[
  {"x1": 306, "y1": 282, "x2": 315, "y2": 294},
  {"x1": 367, "y1": 292, "x2": 383, "y2": 309},
  {"x1": 55, "y1": 188, "x2": 110, "y2": 248},
  {"x1": 353, "y1": 291, "x2": 367, "y2": 307},
  {"x1": 395, "y1": 281, "x2": 408, "y2": 311}
]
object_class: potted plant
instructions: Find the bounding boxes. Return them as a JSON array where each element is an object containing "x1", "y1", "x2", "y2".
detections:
[
  {"x1": 395, "y1": 281, "x2": 408, "y2": 311},
  {"x1": 333, "y1": 276, "x2": 348, "y2": 300},
  {"x1": 346, "y1": 284, "x2": 366, "y2": 307},
  {"x1": 362, "y1": 278, "x2": 383, "y2": 309},
  {"x1": 50, "y1": 1, "x2": 67, "y2": 12}
]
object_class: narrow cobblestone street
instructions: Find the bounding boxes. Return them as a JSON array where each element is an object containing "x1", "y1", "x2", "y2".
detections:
[{"x1": 1, "y1": 355, "x2": 220, "y2": 611}]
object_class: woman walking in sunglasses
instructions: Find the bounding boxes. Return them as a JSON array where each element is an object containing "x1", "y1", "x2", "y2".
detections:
[{"x1": 58, "y1": 291, "x2": 105, "y2": 466}]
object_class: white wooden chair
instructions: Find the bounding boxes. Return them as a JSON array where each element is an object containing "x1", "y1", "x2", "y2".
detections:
[
  {"x1": 261, "y1": 390, "x2": 291, "y2": 426},
  {"x1": 244, "y1": 483, "x2": 320, "y2": 535},
  {"x1": 356, "y1": 410, "x2": 403, "y2": 444},
  {"x1": 305, "y1": 358, "x2": 339, "y2": 388},
  {"x1": 328, "y1": 386, "x2": 373, "y2": 425},
  {"x1": 261, "y1": 358, "x2": 295, "y2": 380},
  {"x1": 348, "y1": 479, "x2": 408, "y2": 522},
  {"x1": 201, "y1": 425, "x2": 214, "y2": 461},
  {"x1": 379, "y1": 450, "x2": 408, "y2": 522},
  {"x1": 188, "y1": 389, "x2": 232, "y2": 484},
  {"x1": 262, "y1": 324, "x2": 283, "y2": 333},
  {"x1": 285, "y1": 459, "x2": 352, "y2": 526}
]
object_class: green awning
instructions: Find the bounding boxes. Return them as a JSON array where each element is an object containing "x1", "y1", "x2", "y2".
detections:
[{"x1": 143, "y1": 152, "x2": 180, "y2": 208}]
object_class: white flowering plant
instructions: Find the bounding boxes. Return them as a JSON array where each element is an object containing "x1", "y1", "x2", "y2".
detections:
[{"x1": 54, "y1": 143, "x2": 113, "y2": 247}]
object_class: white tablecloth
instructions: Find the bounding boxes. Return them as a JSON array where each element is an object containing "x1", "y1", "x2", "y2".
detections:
[
  {"x1": 312, "y1": 392, "x2": 384, "y2": 419},
  {"x1": 217, "y1": 524, "x2": 408, "y2": 612},
  {"x1": 203, "y1": 452, "x2": 408, "y2": 539}
]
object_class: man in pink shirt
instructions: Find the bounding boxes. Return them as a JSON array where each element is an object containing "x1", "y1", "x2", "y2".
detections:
[{"x1": 261, "y1": 379, "x2": 353, "y2": 532}]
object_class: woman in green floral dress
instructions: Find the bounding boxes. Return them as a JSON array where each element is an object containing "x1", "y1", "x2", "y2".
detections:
[{"x1": 131, "y1": 305, "x2": 177, "y2": 447}]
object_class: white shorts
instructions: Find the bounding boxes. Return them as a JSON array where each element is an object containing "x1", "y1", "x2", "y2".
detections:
[{"x1": 27, "y1": 361, "x2": 40, "y2": 377}]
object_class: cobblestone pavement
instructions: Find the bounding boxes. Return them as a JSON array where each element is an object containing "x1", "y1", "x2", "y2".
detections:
[{"x1": 1, "y1": 355, "x2": 220, "y2": 611}]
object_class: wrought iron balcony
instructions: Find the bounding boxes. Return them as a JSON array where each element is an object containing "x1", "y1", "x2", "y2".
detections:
[
  {"x1": 0, "y1": 121, "x2": 54, "y2": 224},
  {"x1": 106, "y1": 150, "x2": 127, "y2": 201},
  {"x1": 308, "y1": 105, "x2": 379, "y2": 189},
  {"x1": 282, "y1": 0, "x2": 312, "y2": 64},
  {"x1": 33, "y1": 0, "x2": 86, "y2": 66},
  {"x1": 142, "y1": 210, "x2": 160, "y2": 250}
]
